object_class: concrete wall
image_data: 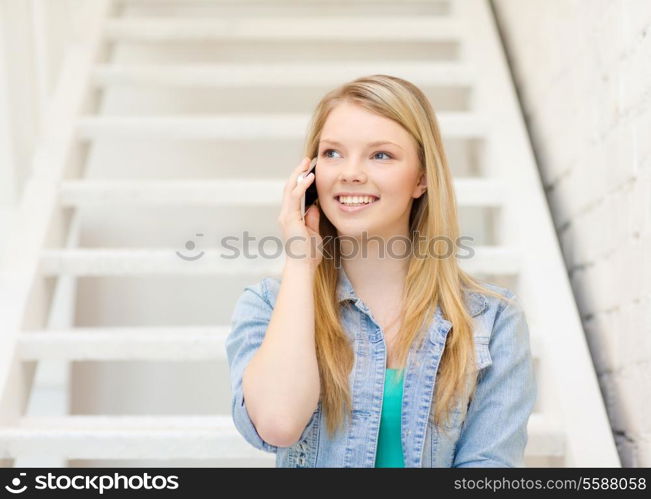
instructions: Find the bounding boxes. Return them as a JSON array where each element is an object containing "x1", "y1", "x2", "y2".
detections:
[{"x1": 493, "y1": 0, "x2": 651, "y2": 467}]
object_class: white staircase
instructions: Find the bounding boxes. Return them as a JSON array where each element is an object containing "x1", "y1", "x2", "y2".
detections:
[{"x1": 0, "y1": 0, "x2": 620, "y2": 467}]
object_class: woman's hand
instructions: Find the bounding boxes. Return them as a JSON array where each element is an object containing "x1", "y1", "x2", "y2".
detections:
[{"x1": 277, "y1": 157, "x2": 322, "y2": 270}]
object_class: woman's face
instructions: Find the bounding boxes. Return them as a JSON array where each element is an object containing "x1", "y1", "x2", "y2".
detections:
[{"x1": 315, "y1": 101, "x2": 426, "y2": 241}]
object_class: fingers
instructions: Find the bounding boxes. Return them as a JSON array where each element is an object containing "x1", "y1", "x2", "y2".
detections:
[
  {"x1": 279, "y1": 156, "x2": 315, "y2": 221},
  {"x1": 304, "y1": 202, "x2": 320, "y2": 233},
  {"x1": 281, "y1": 157, "x2": 310, "y2": 210},
  {"x1": 283, "y1": 157, "x2": 311, "y2": 194},
  {"x1": 294, "y1": 170, "x2": 314, "y2": 191},
  {"x1": 290, "y1": 172, "x2": 315, "y2": 219},
  {"x1": 290, "y1": 158, "x2": 315, "y2": 199}
]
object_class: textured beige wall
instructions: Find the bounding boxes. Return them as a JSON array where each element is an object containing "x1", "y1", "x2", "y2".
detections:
[{"x1": 493, "y1": 0, "x2": 651, "y2": 467}]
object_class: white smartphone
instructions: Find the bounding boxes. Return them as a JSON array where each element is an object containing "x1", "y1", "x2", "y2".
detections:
[{"x1": 299, "y1": 156, "x2": 318, "y2": 221}]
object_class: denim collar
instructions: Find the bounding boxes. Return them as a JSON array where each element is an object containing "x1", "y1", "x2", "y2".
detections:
[{"x1": 336, "y1": 265, "x2": 487, "y2": 319}]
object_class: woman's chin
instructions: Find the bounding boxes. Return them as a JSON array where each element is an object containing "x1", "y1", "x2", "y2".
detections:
[{"x1": 335, "y1": 223, "x2": 380, "y2": 240}]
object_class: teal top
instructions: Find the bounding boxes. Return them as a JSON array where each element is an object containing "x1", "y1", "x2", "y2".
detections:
[{"x1": 375, "y1": 368, "x2": 405, "y2": 467}]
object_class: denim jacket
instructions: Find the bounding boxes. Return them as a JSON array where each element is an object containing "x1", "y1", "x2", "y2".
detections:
[{"x1": 226, "y1": 266, "x2": 537, "y2": 467}]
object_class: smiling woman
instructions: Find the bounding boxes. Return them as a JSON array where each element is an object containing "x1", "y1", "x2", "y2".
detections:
[
  {"x1": 314, "y1": 100, "x2": 426, "y2": 241},
  {"x1": 226, "y1": 74, "x2": 536, "y2": 468}
]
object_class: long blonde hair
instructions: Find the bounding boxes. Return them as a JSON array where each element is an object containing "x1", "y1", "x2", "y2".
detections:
[{"x1": 303, "y1": 75, "x2": 513, "y2": 438}]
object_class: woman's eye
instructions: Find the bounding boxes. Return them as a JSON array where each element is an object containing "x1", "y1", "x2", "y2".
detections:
[
  {"x1": 320, "y1": 149, "x2": 392, "y2": 160},
  {"x1": 321, "y1": 149, "x2": 339, "y2": 159}
]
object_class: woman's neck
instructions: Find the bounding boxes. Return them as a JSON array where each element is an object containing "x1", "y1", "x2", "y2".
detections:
[
  {"x1": 337, "y1": 225, "x2": 412, "y2": 298},
  {"x1": 340, "y1": 246, "x2": 410, "y2": 302}
]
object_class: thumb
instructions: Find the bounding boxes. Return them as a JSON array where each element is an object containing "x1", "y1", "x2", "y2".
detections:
[{"x1": 304, "y1": 203, "x2": 320, "y2": 234}]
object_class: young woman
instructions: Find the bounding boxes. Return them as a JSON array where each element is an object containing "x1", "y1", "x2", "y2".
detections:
[{"x1": 226, "y1": 75, "x2": 537, "y2": 468}]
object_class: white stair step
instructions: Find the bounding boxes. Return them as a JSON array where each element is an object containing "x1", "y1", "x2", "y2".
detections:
[
  {"x1": 59, "y1": 178, "x2": 506, "y2": 207},
  {"x1": 38, "y1": 247, "x2": 519, "y2": 276},
  {"x1": 0, "y1": 413, "x2": 562, "y2": 460},
  {"x1": 113, "y1": 1, "x2": 451, "y2": 19},
  {"x1": 460, "y1": 246, "x2": 520, "y2": 275},
  {"x1": 93, "y1": 62, "x2": 474, "y2": 88},
  {"x1": 105, "y1": 16, "x2": 463, "y2": 42},
  {"x1": 39, "y1": 249, "x2": 285, "y2": 276},
  {"x1": 17, "y1": 326, "x2": 542, "y2": 361},
  {"x1": 18, "y1": 327, "x2": 229, "y2": 361},
  {"x1": 77, "y1": 113, "x2": 487, "y2": 141},
  {"x1": 0, "y1": 415, "x2": 271, "y2": 460},
  {"x1": 115, "y1": 0, "x2": 448, "y2": 6}
]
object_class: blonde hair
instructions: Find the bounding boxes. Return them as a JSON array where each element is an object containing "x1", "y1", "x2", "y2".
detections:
[{"x1": 303, "y1": 74, "x2": 514, "y2": 438}]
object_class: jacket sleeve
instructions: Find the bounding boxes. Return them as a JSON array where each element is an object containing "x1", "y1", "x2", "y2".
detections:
[
  {"x1": 225, "y1": 279, "x2": 279, "y2": 454},
  {"x1": 452, "y1": 292, "x2": 538, "y2": 467}
]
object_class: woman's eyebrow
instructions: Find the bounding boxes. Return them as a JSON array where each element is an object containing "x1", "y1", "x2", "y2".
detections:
[{"x1": 319, "y1": 138, "x2": 404, "y2": 150}]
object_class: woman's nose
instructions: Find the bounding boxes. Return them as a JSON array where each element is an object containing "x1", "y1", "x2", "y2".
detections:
[{"x1": 338, "y1": 162, "x2": 367, "y2": 183}]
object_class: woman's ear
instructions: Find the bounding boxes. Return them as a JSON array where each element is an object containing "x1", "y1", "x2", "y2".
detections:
[{"x1": 413, "y1": 173, "x2": 427, "y2": 199}]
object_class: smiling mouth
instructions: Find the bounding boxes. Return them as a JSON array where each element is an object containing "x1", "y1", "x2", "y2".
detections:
[{"x1": 335, "y1": 196, "x2": 380, "y2": 207}]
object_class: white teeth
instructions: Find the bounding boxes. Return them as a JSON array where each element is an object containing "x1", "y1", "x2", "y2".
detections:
[{"x1": 338, "y1": 195, "x2": 377, "y2": 205}]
